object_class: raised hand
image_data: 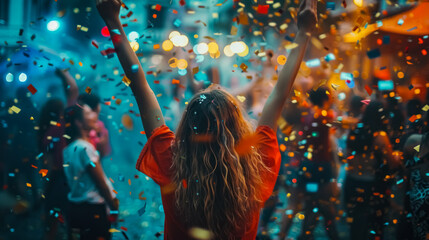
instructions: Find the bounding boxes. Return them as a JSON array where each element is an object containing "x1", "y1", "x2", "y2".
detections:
[
  {"x1": 297, "y1": 0, "x2": 318, "y2": 33},
  {"x1": 96, "y1": 0, "x2": 122, "y2": 23}
]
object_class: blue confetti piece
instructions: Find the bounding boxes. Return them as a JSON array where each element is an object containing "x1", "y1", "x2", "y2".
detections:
[
  {"x1": 173, "y1": 19, "x2": 181, "y2": 27},
  {"x1": 36, "y1": 152, "x2": 44, "y2": 159},
  {"x1": 407, "y1": 26, "x2": 417, "y2": 32},
  {"x1": 357, "y1": 123, "x2": 364, "y2": 128},
  {"x1": 340, "y1": 72, "x2": 353, "y2": 81},
  {"x1": 423, "y1": 35, "x2": 428, "y2": 39},
  {"x1": 118, "y1": 175, "x2": 125, "y2": 182},
  {"x1": 383, "y1": 35, "x2": 390, "y2": 44},
  {"x1": 376, "y1": 21, "x2": 383, "y2": 27},
  {"x1": 346, "y1": 80, "x2": 355, "y2": 88},
  {"x1": 306, "y1": 58, "x2": 321, "y2": 67},
  {"x1": 325, "y1": 53, "x2": 336, "y2": 62},
  {"x1": 131, "y1": 64, "x2": 139, "y2": 73},
  {"x1": 285, "y1": 35, "x2": 294, "y2": 42},
  {"x1": 370, "y1": 230, "x2": 376, "y2": 234},
  {"x1": 111, "y1": 29, "x2": 121, "y2": 35},
  {"x1": 396, "y1": 179, "x2": 404, "y2": 185},
  {"x1": 138, "y1": 202, "x2": 147, "y2": 216},
  {"x1": 367, "y1": 48, "x2": 381, "y2": 59},
  {"x1": 285, "y1": 209, "x2": 293, "y2": 215},
  {"x1": 326, "y1": 2, "x2": 335, "y2": 10},
  {"x1": 8, "y1": 173, "x2": 15, "y2": 177},
  {"x1": 90, "y1": 162, "x2": 96, "y2": 167},
  {"x1": 110, "y1": 210, "x2": 119, "y2": 214},
  {"x1": 397, "y1": 19, "x2": 404, "y2": 26},
  {"x1": 313, "y1": 208, "x2": 319, "y2": 213},
  {"x1": 364, "y1": 22, "x2": 368, "y2": 29}
]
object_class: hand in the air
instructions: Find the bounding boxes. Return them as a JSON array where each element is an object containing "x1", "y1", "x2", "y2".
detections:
[
  {"x1": 297, "y1": 0, "x2": 318, "y2": 33},
  {"x1": 95, "y1": 0, "x2": 122, "y2": 23}
]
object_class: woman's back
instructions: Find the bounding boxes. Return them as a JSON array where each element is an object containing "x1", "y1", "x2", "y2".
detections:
[
  {"x1": 136, "y1": 121, "x2": 281, "y2": 239},
  {"x1": 63, "y1": 139, "x2": 114, "y2": 203}
]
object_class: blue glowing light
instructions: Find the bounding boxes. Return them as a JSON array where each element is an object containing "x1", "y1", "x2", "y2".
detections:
[
  {"x1": 18, "y1": 73, "x2": 27, "y2": 82},
  {"x1": 5, "y1": 73, "x2": 13, "y2": 82},
  {"x1": 47, "y1": 20, "x2": 60, "y2": 31}
]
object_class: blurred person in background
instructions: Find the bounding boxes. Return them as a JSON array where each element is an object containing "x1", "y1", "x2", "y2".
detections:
[
  {"x1": 345, "y1": 101, "x2": 401, "y2": 240},
  {"x1": 63, "y1": 104, "x2": 118, "y2": 240}
]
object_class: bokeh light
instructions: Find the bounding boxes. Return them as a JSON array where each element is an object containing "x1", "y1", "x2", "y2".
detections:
[
  {"x1": 5, "y1": 73, "x2": 13, "y2": 82},
  {"x1": 18, "y1": 73, "x2": 27, "y2": 82},
  {"x1": 162, "y1": 40, "x2": 174, "y2": 51},
  {"x1": 196, "y1": 43, "x2": 208, "y2": 55},
  {"x1": 47, "y1": 20, "x2": 60, "y2": 31},
  {"x1": 128, "y1": 31, "x2": 139, "y2": 42}
]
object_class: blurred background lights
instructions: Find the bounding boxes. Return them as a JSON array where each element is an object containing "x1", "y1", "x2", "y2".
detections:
[
  {"x1": 171, "y1": 35, "x2": 188, "y2": 47},
  {"x1": 5, "y1": 73, "x2": 13, "y2": 82},
  {"x1": 196, "y1": 43, "x2": 208, "y2": 55},
  {"x1": 237, "y1": 45, "x2": 249, "y2": 57},
  {"x1": 168, "y1": 31, "x2": 180, "y2": 40},
  {"x1": 162, "y1": 40, "x2": 173, "y2": 51},
  {"x1": 47, "y1": 20, "x2": 60, "y2": 31},
  {"x1": 18, "y1": 73, "x2": 27, "y2": 82},
  {"x1": 129, "y1": 41, "x2": 139, "y2": 52},
  {"x1": 230, "y1": 41, "x2": 246, "y2": 54},
  {"x1": 208, "y1": 42, "x2": 219, "y2": 54},
  {"x1": 353, "y1": 0, "x2": 363, "y2": 7},
  {"x1": 128, "y1": 31, "x2": 139, "y2": 42},
  {"x1": 223, "y1": 45, "x2": 234, "y2": 57},
  {"x1": 151, "y1": 55, "x2": 163, "y2": 65},
  {"x1": 177, "y1": 59, "x2": 188, "y2": 69}
]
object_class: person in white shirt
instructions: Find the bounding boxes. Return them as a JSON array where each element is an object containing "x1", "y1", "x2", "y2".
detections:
[{"x1": 63, "y1": 104, "x2": 118, "y2": 240}]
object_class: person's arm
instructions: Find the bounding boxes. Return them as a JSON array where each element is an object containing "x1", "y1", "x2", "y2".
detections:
[
  {"x1": 87, "y1": 161, "x2": 118, "y2": 210},
  {"x1": 258, "y1": 0, "x2": 317, "y2": 129},
  {"x1": 55, "y1": 68, "x2": 79, "y2": 107},
  {"x1": 96, "y1": 0, "x2": 164, "y2": 138}
]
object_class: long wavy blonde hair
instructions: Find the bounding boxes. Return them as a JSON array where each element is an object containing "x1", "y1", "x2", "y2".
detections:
[{"x1": 172, "y1": 86, "x2": 270, "y2": 239}]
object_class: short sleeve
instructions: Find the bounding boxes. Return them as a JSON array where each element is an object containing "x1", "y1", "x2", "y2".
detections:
[
  {"x1": 255, "y1": 125, "x2": 281, "y2": 202},
  {"x1": 136, "y1": 125, "x2": 175, "y2": 186},
  {"x1": 80, "y1": 143, "x2": 99, "y2": 167}
]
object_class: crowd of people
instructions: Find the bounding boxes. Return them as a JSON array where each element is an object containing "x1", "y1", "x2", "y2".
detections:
[{"x1": 0, "y1": 0, "x2": 428, "y2": 239}]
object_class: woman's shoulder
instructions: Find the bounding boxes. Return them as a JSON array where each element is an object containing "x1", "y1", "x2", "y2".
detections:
[{"x1": 66, "y1": 139, "x2": 95, "y2": 152}]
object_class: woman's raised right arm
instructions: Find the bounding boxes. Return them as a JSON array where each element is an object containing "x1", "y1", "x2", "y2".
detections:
[{"x1": 96, "y1": 0, "x2": 164, "y2": 138}]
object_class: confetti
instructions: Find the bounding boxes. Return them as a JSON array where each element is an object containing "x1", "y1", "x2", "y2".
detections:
[
  {"x1": 366, "y1": 49, "x2": 381, "y2": 59},
  {"x1": 131, "y1": 64, "x2": 139, "y2": 73},
  {"x1": 138, "y1": 202, "x2": 147, "y2": 216},
  {"x1": 85, "y1": 86, "x2": 92, "y2": 94},
  {"x1": 10, "y1": 106, "x2": 21, "y2": 114},
  {"x1": 364, "y1": 85, "x2": 373, "y2": 95},
  {"x1": 27, "y1": 84, "x2": 37, "y2": 94},
  {"x1": 122, "y1": 76, "x2": 131, "y2": 86},
  {"x1": 414, "y1": 145, "x2": 420, "y2": 152},
  {"x1": 257, "y1": 5, "x2": 269, "y2": 14}
]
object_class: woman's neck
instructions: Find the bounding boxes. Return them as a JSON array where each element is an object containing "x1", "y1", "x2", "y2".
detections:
[{"x1": 79, "y1": 129, "x2": 90, "y2": 142}]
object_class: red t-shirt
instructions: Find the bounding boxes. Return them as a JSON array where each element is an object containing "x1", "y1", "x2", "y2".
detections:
[{"x1": 136, "y1": 125, "x2": 281, "y2": 240}]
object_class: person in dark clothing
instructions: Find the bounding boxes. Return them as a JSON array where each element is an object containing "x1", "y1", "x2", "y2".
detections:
[{"x1": 345, "y1": 101, "x2": 400, "y2": 240}]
